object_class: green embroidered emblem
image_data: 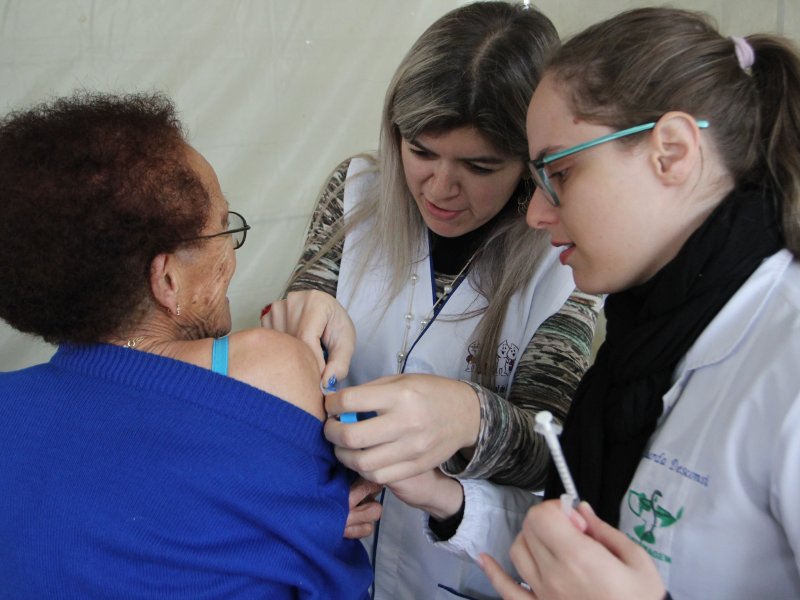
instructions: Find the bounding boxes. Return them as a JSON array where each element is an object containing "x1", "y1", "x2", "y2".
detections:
[{"x1": 627, "y1": 489, "x2": 683, "y2": 544}]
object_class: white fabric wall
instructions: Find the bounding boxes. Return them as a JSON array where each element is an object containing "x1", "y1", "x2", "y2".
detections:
[{"x1": 0, "y1": 0, "x2": 796, "y2": 371}]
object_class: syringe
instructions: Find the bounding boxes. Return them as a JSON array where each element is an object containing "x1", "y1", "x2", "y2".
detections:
[{"x1": 534, "y1": 410, "x2": 579, "y2": 508}]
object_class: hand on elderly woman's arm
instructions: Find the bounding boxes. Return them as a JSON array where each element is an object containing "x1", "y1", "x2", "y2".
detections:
[
  {"x1": 343, "y1": 477, "x2": 384, "y2": 539},
  {"x1": 261, "y1": 290, "x2": 355, "y2": 384},
  {"x1": 323, "y1": 374, "x2": 481, "y2": 484},
  {"x1": 480, "y1": 500, "x2": 666, "y2": 600}
]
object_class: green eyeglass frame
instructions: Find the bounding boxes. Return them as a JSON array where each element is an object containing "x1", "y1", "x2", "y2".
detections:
[{"x1": 529, "y1": 119, "x2": 710, "y2": 207}]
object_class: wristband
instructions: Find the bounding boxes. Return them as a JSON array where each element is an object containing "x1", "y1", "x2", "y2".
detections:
[{"x1": 428, "y1": 491, "x2": 466, "y2": 541}]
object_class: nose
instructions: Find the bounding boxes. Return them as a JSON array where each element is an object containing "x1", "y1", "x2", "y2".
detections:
[
  {"x1": 426, "y1": 162, "x2": 459, "y2": 201},
  {"x1": 526, "y1": 186, "x2": 558, "y2": 230}
]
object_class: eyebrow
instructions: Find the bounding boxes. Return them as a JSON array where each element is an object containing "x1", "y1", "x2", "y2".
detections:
[
  {"x1": 409, "y1": 138, "x2": 507, "y2": 165},
  {"x1": 530, "y1": 145, "x2": 566, "y2": 164}
]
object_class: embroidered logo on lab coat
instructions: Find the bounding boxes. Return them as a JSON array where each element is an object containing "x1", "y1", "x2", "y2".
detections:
[{"x1": 626, "y1": 489, "x2": 683, "y2": 559}]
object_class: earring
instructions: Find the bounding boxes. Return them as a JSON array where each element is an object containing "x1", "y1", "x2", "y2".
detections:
[
  {"x1": 517, "y1": 179, "x2": 534, "y2": 215},
  {"x1": 176, "y1": 303, "x2": 181, "y2": 316}
]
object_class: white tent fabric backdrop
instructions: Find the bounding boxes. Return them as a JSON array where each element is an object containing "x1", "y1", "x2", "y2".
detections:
[{"x1": 0, "y1": 0, "x2": 793, "y2": 371}]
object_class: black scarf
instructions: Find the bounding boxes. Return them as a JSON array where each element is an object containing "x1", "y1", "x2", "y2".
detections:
[{"x1": 544, "y1": 186, "x2": 783, "y2": 525}]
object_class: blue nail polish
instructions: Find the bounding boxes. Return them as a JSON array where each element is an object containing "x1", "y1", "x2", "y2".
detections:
[{"x1": 321, "y1": 375, "x2": 338, "y2": 395}]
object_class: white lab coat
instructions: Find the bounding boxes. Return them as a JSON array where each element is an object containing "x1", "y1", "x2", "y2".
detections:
[
  {"x1": 434, "y1": 250, "x2": 800, "y2": 599},
  {"x1": 337, "y1": 157, "x2": 576, "y2": 599}
]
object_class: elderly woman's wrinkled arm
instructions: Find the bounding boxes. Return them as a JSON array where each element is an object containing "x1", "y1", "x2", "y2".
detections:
[{"x1": 229, "y1": 327, "x2": 327, "y2": 421}]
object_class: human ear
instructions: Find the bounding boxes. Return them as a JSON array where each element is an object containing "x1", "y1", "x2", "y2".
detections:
[
  {"x1": 649, "y1": 112, "x2": 702, "y2": 186},
  {"x1": 149, "y1": 253, "x2": 181, "y2": 314}
]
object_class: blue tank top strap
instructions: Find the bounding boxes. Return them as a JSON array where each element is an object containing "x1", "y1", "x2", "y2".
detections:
[{"x1": 210, "y1": 336, "x2": 229, "y2": 376}]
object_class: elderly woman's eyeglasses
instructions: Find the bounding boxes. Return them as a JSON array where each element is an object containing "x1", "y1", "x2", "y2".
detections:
[
  {"x1": 529, "y1": 119, "x2": 710, "y2": 207},
  {"x1": 184, "y1": 210, "x2": 251, "y2": 249}
]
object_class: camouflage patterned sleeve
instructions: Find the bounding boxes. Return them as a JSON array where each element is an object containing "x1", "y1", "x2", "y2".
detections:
[
  {"x1": 284, "y1": 159, "x2": 352, "y2": 298},
  {"x1": 442, "y1": 291, "x2": 602, "y2": 491}
]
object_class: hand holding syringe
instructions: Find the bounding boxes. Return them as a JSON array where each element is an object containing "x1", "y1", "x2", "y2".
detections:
[
  {"x1": 480, "y1": 413, "x2": 665, "y2": 598},
  {"x1": 534, "y1": 410, "x2": 580, "y2": 512},
  {"x1": 475, "y1": 411, "x2": 582, "y2": 593}
]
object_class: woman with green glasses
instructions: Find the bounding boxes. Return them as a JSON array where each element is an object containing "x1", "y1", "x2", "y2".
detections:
[
  {"x1": 363, "y1": 5, "x2": 800, "y2": 599},
  {"x1": 473, "y1": 7, "x2": 800, "y2": 599}
]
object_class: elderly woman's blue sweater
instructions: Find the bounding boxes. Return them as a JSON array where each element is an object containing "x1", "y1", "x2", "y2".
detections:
[{"x1": 0, "y1": 343, "x2": 371, "y2": 599}]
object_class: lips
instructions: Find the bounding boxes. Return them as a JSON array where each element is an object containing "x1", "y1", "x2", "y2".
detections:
[
  {"x1": 552, "y1": 242, "x2": 576, "y2": 265},
  {"x1": 425, "y1": 200, "x2": 463, "y2": 221}
]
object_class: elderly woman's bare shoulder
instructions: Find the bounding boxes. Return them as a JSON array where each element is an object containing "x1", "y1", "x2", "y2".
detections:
[{"x1": 226, "y1": 328, "x2": 325, "y2": 421}]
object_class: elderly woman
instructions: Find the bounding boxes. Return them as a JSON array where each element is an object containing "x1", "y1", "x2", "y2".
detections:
[{"x1": 0, "y1": 92, "x2": 371, "y2": 599}]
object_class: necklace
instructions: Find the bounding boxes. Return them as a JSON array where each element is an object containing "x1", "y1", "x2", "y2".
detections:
[{"x1": 396, "y1": 252, "x2": 477, "y2": 373}]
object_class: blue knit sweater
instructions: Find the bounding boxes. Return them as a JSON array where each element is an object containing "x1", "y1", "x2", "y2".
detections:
[{"x1": 0, "y1": 343, "x2": 371, "y2": 599}]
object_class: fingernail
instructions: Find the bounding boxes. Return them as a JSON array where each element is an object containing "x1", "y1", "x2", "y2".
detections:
[
  {"x1": 321, "y1": 374, "x2": 338, "y2": 395},
  {"x1": 579, "y1": 501, "x2": 594, "y2": 515},
  {"x1": 560, "y1": 493, "x2": 577, "y2": 514}
]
